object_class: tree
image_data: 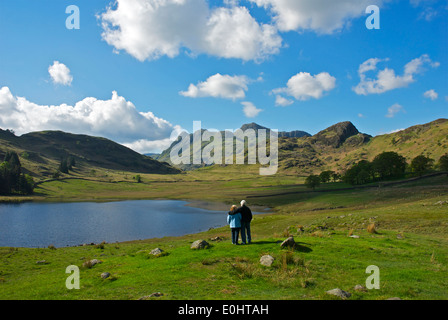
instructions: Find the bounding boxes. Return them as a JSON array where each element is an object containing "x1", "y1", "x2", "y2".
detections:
[
  {"x1": 68, "y1": 156, "x2": 76, "y2": 170},
  {"x1": 372, "y1": 151, "x2": 407, "y2": 180},
  {"x1": 343, "y1": 160, "x2": 374, "y2": 185},
  {"x1": 0, "y1": 151, "x2": 34, "y2": 195},
  {"x1": 59, "y1": 157, "x2": 69, "y2": 174},
  {"x1": 305, "y1": 175, "x2": 321, "y2": 190},
  {"x1": 410, "y1": 155, "x2": 434, "y2": 176},
  {"x1": 319, "y1": 170, "x2": 334, "y2": 183},
  {"x1": 438, "y1": 154, "x2": 448, "y2": 171},
  {"x1": 332, "y1": 172, "x2": 341, "y2": 182}
]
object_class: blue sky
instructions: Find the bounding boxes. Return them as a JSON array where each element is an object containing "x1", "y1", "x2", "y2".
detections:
[{"x1": 0, "y1": 0, "x2": 447, "y2": 153}]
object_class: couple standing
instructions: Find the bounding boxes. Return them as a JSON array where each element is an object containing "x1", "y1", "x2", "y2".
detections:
[{"x1": 227, "y1": 200, "x2": 252, "y2": 245}]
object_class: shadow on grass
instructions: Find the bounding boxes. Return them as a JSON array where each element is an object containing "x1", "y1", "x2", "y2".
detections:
[
  {"x1": 249, "y1": 240, "x2": 313, "y2": 253},
  {"x1": 249, "y1": 240, "x2": 279, "y2": 245},
  {"x1": 293, "y1": 244, "x2": 312, "y2": 253}
]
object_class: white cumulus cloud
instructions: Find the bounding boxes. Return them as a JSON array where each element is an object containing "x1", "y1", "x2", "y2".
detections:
[
  {"x1": 273, "y1": 72, "x2": 336, "y2": 102},
  {"x1": 275, "y1": 95, "x2": 294, "y2": 107},
  {"x1": 241, "y1": 101, "x2": 262, "y2": 118},
  {"x1": 179, "y1": 73, "x2": 250, "y2": 100},
  {"x1": 99, "y1": 0, "x2": 282, "y2": 62},
  {"x1": 385, "y1": 103, "x2": 405, "y2": 118},
  {"x1": 0, "y1": 86, "x2": 180, "y2": 154},
  {"x1": 354, "y1": 54, "x2": 440, "y2": 95},
  {"x1": 48, "y1": 61, "x2": 73, "y2": 86},
  {"x1": 249, "y1": 0, "x2": 385, "y2": 34},
  {"x1": 423, "y1": 89, "x2": 438, "y2": 100}
]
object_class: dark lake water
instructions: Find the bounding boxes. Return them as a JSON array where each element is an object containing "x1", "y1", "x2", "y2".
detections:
[{"x1": 0, "y1": 200, "x2": 263, "y2": 248}]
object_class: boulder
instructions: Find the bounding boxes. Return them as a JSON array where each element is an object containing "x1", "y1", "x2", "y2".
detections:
[
  {"x1": 326, "y1": 288, "x2": 351, "y2": 299},
  {"x1": 260, "y1": 255, "x2": 275, "y2": 267},
  {"x1": 191, "y1": 240, "x2": 210, "y2": 250},
  {"x1": 101, "y1": 272, "x2": 111, "y2": 279},
  {"x1": 280, "y1": 236, "x2": 296, "y2": 248},
  {"x1": 150, "y1": 248, "x2": 164, "y2": 256},
  {"x1": 83, "y1": 259, "x2": 102, "y2": 268}
]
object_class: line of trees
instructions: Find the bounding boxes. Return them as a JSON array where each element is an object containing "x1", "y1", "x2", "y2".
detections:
[
  {"x1": 305, "y1": 152, "x2": 448, "y2": 189},
  {"x1": 0, "y1": 151, "x2": 35, "y2": 195}
]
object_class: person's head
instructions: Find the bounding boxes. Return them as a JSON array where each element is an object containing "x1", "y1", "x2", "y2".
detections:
[
  {"x1": 230, "y1": 205, "x2": 238, "y2": 212},
  {"x1": 240, "y1": 200, "x2": 247, "y2": 207}
]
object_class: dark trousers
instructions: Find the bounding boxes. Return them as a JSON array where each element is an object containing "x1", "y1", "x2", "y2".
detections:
[
  {"x1": 231, "y1": 228, "x2": 240, "y2": 244},
  {"x1": 241, "y1": 221, "x2": 251, "y2": 244}
]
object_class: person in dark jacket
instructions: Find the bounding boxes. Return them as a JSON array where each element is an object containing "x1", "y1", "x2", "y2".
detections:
[{"x1": 231, "y1": 200, "x2": 252, "y2": 244}]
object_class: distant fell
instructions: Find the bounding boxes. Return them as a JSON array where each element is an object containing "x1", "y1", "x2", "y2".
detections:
[
  {"x1": 0, "y1": 129, "x2": 181, "y2": 178},
  {"x1": 310, "y1": 121, "x2": 370, "y2": 148}
]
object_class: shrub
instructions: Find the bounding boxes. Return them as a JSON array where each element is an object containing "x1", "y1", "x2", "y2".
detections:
[{"x1": 367, "y1": 223, "x2": 377, "y2": 234}]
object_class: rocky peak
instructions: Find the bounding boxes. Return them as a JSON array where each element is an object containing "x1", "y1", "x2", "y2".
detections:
[{"x1": 312, "y1": 121, "x2": 361, "y2": 148}]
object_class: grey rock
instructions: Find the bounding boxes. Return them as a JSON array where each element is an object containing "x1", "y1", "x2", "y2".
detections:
[
  {"x1": 260, "y1": 255, "x2": 275, "y2": 267},
  {"x1": 149, "y1": 292, "x2": 163, "y2": 297},
  {"x1": 36, "y1": 260, "x2": 47, "y2": 264},
  {"x1": 191, "y1": 240, "x2": 210, "y2": 250},
  {"x1": 150, "y1": 248, "x2": 164, "y2": 256},
  {"x1": 387, "y1": 297, "x2": 402, "y2": 300},
  {"x1": 349, "y1": 235, "x2": 360, "y2": 239},
  {"x1": 354, "y1": 284, "x2": 367, "y2": 292},
  {"x1": 326, "y1": 288, "x2": 351, "y2": 299},
  {"x1": 280, "y1": 236, "x2": 295, "y2": 248},
  {"x1": 83, "y1": 259, "x2": 102, "y2": 268},
  {"x1": 101, "y1": 272, "x2": 111, "y2": 279},
  {"x1": 139, "y1": 292, "x2": 164, "y2": 300}
]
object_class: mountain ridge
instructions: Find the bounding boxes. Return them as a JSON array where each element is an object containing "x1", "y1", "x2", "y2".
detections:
[
  {"x1": 155, "y1": 118, "x2": 448, "y2": 173},
  {"x1": 1, "y1": 118, "x2": 447, "y2": 177},
  {"x1": 0, "y1": 129, "x2": 181, "y2": 178}
]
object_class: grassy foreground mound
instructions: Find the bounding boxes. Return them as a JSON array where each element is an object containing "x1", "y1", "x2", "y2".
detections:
[{"x1": 0, "y1": 174, "x2": 447, "y2": 300}]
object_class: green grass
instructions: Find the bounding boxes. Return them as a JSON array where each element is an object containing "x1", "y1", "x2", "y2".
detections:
[{"x1": 0, "y1": 173, "x2": 447, "y2": 300}]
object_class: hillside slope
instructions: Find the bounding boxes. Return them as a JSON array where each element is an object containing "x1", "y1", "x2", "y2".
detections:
[
  {"x1": 0, "y1": 129, "x2": 180, "y2": 179},
  {"x1": 279, "y1": 118, "x2": 448, "y2": 174},
  {"x1": 156, "y1": 119, "x2": 448, "y2": 174}
]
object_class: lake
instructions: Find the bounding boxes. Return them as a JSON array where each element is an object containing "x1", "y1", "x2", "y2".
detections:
[{"x1": 0, "y1": 200, "x2": 265, "y2": 248}]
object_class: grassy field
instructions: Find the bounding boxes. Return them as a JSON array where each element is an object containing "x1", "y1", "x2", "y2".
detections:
[{"x1": 0, "y1": 168, "x2": 447, "y2": 300}]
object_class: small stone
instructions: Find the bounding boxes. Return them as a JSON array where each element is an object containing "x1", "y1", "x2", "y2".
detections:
[
  {"x1": 326, "y1": 288, "x2": 351, "y2": 299},
  {"x1": 387, "y1": 297, "x2": 402, "y2": 300},
  {"x1": 101, "y1": 272, "x2": 111, "y2": 279},
  {"x1": 349, "y1": 235, "x2": 360, "y2": 239},
  {"x1": 260, "y1": 255, "x2": 275, "y2": 267},
  {"x1": 149, "y1": 292, "x2": 163, "y2": 297},
  {"x1": 354, "y1": 284, "x2": 367, "y2": 292},
  {"x1": 150, "y1": 248, "x2": 164, "y2": 256},
  {"x1": 191, "y1": 240, "x2": 210, "y2": 250},
  {"x1": 36, "y1": 260, "x2": 47, "y2": 264},
  {"x1": 138, "y1": 292, "x2": 164, "y2": 300}
]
